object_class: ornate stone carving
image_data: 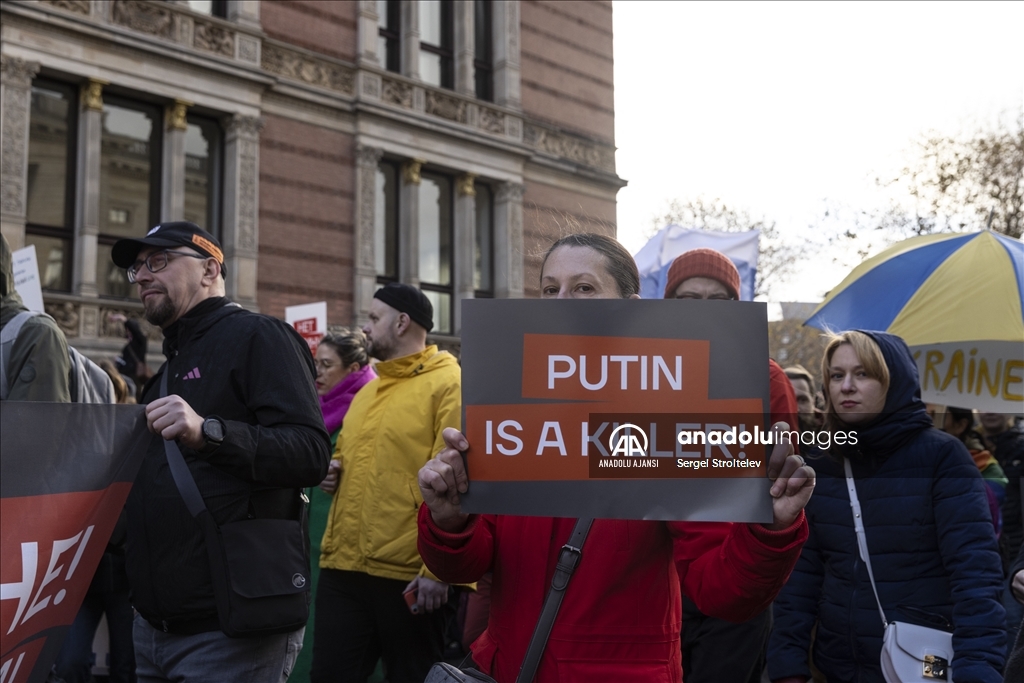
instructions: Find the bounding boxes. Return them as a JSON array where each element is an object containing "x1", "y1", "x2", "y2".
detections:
[
  {"x1": 402, "y1": 159, "x2": 424, "y2": 186},
  {"x1": 81, "y1": 79, "x2": 106, "y2": 111},
  {"x1": 40, "y1": 0, "x2": 91, "y2": 15},
  {"x1": 194, "y1": 21, "x2": 235, "y2": 57},
  {"x1": 523, "y1": 124, "x2": 615, "y2": 173},
  {"x1": 362, "y1": 72, "x2": 381, "y2": 98},
  {"x1": 496, "y1": 181, "x2": 525, "y2": 204},
  {"x1": 1, "y1": 87, "x2": 30, "y2": 215},
  {"x1": 167, "y1": 99, "x2": 190, "y2": 131},
  {"x1": 425, "y1": 90, "x2": 466, "y2": 123},
  {"x1": 237, "y1": 35, "x2": 260, "y2": 64},
  {"x1": 44, "y1": 301, "x2": 81, "y2": 338},
  {"x1": 506, "y1": 116, "x2": 522, "y2": 140},
  {"x1": 456, "y1": 173, "x2": 476, "y2": 197},
  {"x1": 99, "y1": 309, "x2": 159, "y2": 341},
  {"x1": 0, "y1": 54, "x2": 41, "y2": 87},
  {"x1": 356, "y1": 145, "x2": 383, "y2": 269},
  {"x1": 478, "y1": 106, "x2": 505, "y2": 135},
  {"x1": 228, "y1": 115, "x2": 263, "y2": 252},
  {"x1": 261, "y1": 43, "x2": 355, "y2": 95},
  {"x1": 356, "y1": 145, "x2": 384, "y2": 169},
  {"x1": 111, "y1": 0, "x2": 175, "y2": 40},
  {"x1": 381, "y1": 77, "x2": 413, "y2": 108}
]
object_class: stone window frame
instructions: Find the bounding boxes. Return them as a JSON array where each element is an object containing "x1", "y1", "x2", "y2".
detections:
[
  {"x1": 354, "y1": 145, "x2": 523, "y2": 334},
  {"x1": 357, "y1": 0, "x2": 519, "y2": 107},
  {"x1": 2, "y1": 57, "x2": 261, "y2": 312}
]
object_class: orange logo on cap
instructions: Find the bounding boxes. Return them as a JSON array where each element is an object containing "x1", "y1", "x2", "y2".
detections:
[{"x1": 191, "y1": 235, "x2": 223, "y2": 263}]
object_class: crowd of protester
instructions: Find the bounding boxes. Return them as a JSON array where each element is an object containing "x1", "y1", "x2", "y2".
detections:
[{"x1": 2, "y1": 224, "x2": 1023, "y2": 682}]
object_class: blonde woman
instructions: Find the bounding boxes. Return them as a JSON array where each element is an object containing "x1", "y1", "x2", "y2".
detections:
[{"x1": 768, "y1": 331, "x2": 1005, "y2": 683}]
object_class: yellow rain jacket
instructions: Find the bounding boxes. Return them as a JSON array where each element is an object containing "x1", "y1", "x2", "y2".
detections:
[{"x1": 320, "y1": 345, "x2": 461, "y2": 581}]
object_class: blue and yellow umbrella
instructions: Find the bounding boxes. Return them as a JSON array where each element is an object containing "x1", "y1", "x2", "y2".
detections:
[{"x1": 806, "y1": 230, "x2": 1024, "y2": 413}]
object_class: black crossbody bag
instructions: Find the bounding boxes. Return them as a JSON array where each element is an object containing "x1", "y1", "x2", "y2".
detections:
[
  {"x1": 160, "y1": 369, "x2": 311, "y2": 638},
  {"x1": 425, "y1": 518, "x2": 594, "y2": 683}
]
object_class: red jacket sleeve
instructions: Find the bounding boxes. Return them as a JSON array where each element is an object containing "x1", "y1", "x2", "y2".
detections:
[
  {"x1": 769, "y1": 359, "x2": 800, "y2": 453},
  {"x1": 417, "y1": 503, "x2": 495, "y2": 583},
  {"x1": 671, "y1": 511, "x2": 808, "y2": 623}
]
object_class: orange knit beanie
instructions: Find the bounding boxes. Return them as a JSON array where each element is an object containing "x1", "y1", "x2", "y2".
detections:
[{"x1": 663, "y1": 248, "x2": 740, "y2": 299}]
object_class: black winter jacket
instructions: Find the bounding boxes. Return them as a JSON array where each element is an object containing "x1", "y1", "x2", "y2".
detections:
[
  {"x1": 991, "y1": 423, "x2": 1024, "y2": 573},
  {"x1": 125, "y1": 297, "x2": 331, "y2": 626}
]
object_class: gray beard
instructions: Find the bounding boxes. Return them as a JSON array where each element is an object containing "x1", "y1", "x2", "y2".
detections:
[
  {"x1": 144, "y1": 298, "x2": 175, "y2": 328},
  {"x1": 368, "y1": 338, "x2": 393, "y2": 362}
]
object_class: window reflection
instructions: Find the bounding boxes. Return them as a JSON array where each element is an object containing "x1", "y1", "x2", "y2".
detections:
[
  {"x1": 375, "y1": 161, "x2": 399, "y2": 279},
  {"x1": 418, "y1": 174, "x2": 452, "y2": 286},
  {"x1": 27, "y1": 86, "x2": 70, "y2": 228},
  {"x1": 184, "y1": 116, "x2": 222, "y2": 234},
  {"x1": 474, "y1": 183, "x2": 493, "y2": 294}
]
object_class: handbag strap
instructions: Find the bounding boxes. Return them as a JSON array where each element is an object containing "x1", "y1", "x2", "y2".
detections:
[
  {"x1": 159, "y1": 368, "x2": 208, "y2": 518},
  {"x1": 843, "y1": 458, "x2": 888, "y2": 629},
  {"x1": 515, "y1": 517, "x2": 594, "y2": 683}
]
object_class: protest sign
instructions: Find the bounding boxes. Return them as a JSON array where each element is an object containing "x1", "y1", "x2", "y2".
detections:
[
  {"x1": 11, "y1": 246, "x2": 45, "y2": 314},
  {"x1": 459, "y1": 299, "x2": 774, "y2": 522},
  {"x1": 1, "y1": 403, "x2": 149, "y2": 683},
  {"x1": 286, "y1": 302, "x2": 327, "y2": 355}
]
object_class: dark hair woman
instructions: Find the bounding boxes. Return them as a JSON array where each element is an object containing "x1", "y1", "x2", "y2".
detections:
[
  {"x1": 416, "y1": 233, "x2": 815, "y2": 682},
  {"x1": 292, "y1": 328, "x2": 376, "y2": 683}
]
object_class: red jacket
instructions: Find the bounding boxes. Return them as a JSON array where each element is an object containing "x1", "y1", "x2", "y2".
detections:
[
  {"x1": 768, "y1": 359, "x2": 799, "y2": 449},
  {"x1": 418, "y1": 507, "x2": 807, "y2": 682}
]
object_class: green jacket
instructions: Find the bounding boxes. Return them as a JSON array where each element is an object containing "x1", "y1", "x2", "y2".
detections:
[{"x1": 1, "y1": 237, "x2": 70, "y2": 402}]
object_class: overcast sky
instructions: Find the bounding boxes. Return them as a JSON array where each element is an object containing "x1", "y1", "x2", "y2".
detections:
[{"x1": 613, "y1": 1, "x2": 1024, "y2": 302}]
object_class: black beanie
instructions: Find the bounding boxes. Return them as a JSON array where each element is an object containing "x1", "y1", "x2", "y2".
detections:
[{"x1": 373, "y1": 283, "x2": 434, "y2": 332}]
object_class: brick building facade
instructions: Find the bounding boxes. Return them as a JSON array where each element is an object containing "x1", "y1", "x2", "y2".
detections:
[{"x1": 1, "y1": 0, "x2": 623, "y2": 358}]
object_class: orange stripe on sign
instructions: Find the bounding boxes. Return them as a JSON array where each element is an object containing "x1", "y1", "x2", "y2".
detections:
[{"x1": 191, "y1": 234, "x2": 224, "y2": 263}]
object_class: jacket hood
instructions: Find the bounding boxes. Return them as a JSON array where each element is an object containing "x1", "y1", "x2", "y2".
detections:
[
  {"x1": 1, "y1": 235, "x2": 28, "y2": 322},
  {"x1": 835, "y1": 330, "x2": 933, "y2": 459},
  {"x1": 374, "y1": 345, "x2": 458, "y2": 379}
]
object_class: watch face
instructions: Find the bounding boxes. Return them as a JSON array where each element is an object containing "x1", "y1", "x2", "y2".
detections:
[{"x1": 204, "y1": 418, "x2": 224, "y2": 442}]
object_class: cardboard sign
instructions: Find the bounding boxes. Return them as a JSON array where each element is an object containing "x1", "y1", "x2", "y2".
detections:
[
  {"x1": 285, "y1": 302, "x2": 327, "y2": 355},
  {"x1": 912, "y1": 340, "x2": 1023, "y2": 413},
  {"x1": 1, "y1": 404, "x2": 149, "y2": 683},
  {"x1": 459, "y1": 299, "x2": 774, "y2": 522},
  {"x1": 12, "y1": 246, "x2": 45, "y2": 314}
]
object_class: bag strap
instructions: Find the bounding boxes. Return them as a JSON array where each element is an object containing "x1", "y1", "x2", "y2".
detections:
[
  {"x1": 843, "y1": 458, "x2": 888, "y2": 629},
  {"x1": 515, "y1": 517, "x2": 594, "y2": 683},
  {"x1": 159, "y1": 368, "x2": 208, "y2": 518},
  {"x1": 1, "y1": 311, "x2": 41, "y2": 400}
]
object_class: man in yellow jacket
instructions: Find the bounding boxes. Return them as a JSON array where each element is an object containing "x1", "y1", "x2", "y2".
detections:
[{"x1": 312, "y1": 282, "x2": 461, "y2": 683}]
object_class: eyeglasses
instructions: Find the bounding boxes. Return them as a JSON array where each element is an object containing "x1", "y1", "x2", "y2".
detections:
[{"x1": 127, "y1": 250, "x2": 208, "y2": 283}]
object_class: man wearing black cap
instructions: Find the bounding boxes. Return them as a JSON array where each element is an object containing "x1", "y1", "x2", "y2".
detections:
[
  {"x1": 110, "y1": 221, "x2": 331, "y2": 681},
  {"x1": 313, "y1": 282, "x2": 461, "y2": 683}
]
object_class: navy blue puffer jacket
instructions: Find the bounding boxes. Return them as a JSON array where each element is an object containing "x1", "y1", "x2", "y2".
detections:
[{"x1": 767, "y1": 331, "x2": 1005, "y2": 683}]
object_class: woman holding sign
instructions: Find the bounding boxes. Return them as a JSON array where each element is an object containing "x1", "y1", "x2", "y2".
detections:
[
  {"x1": 417, "y1": 233, "x2": 815, "y2": 682},
  {"x1": 767, "y1": 331, "x2": 1005, "y2": 683}
]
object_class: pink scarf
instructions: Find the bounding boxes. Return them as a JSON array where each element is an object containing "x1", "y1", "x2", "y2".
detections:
[{"x1": 320, "y1": 364, "x2": 376, "y2": 436}]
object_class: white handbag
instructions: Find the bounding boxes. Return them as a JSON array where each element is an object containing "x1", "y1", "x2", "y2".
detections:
[{"x1": 845, "y1": 459, "x2": 954, "y2": 682}]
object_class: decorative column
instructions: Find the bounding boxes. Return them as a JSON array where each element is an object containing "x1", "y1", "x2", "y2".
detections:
[
  {"x1": 356, "y1": 0, "x2": 381, "y2": 66},
  {"x1": 353, "y1": 145, "x2": 383, "y2": 326},
  {"x1": 222, "y1": 114, "x2": 262, "y2": 310},
  {"x1": 72, "y1": 78, "x2": 106, "y2": 298},
  {"x1": 454, "y1": 1, "x2": 475, "y2": 96},
  {"x1": 161, "y1": 99, "x2": 189, "y2": 222},
  {"x1": 399, "y1": 158, "x2": 423, "y2": 286},
  {"x1": 227, "y1": 0, "x2": 261, "y2": 29},
  {"x1": 493, "y1": 181, "x2": 524, "y2": 299},
  {"x1": 401, "y1": 0, "x2": 420, "y2": 79},
  {"x1": 0, "y1": 55, "x2": 40, "y2": 251},
  {"x1": 493, "y1": 1, "x2": 521, "y2": 109},
  {"x1": 454, "y1": 173, "x2": 476, "y2": 332}
]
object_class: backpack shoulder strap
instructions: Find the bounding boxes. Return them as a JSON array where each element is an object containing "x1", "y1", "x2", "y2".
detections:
[{"x1": 1, "y1": 311, "x2": 42, "y2": 400}]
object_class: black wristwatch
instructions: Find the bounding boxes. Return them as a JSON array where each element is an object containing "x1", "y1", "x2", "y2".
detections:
[{"x1": 200, "y1": 416, "x2": 225, "y2": 453}]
